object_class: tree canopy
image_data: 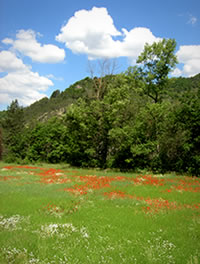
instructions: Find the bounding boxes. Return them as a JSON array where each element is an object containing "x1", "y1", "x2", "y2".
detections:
[
  {"x1": 136, "y1": 38, "x2": 177, "y2": 103},
  {"x1": 0, "y1": 40, "x2": 200, "y2": 175}
]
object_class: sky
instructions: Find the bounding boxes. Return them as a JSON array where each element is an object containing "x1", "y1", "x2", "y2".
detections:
[{"x1": 0, "y1": 0, "x2": 200, "y2": 110}]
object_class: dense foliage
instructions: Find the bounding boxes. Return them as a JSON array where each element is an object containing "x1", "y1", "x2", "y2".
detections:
[
  {"x1": 0, "y1": 128, "x2": 2, "y2": 160},
  {"x1": 1, "y1": 39, "x2": 200, "y2": 175}
]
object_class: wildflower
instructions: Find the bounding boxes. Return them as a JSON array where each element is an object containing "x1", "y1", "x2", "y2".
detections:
[{"x1": 0, "y1": 215, "x2": 26, "y2": 230}]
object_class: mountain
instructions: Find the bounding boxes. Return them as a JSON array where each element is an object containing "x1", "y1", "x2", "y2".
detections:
[
  {"x1": 23, "y1": 77, "x2": 94, "y2": 123},
  {"x1": 168, "y1": 73, "x2": 200, "y2": 96},
  {"x1": 23, "y1": 74, "x2": 116, "y2": 123}
]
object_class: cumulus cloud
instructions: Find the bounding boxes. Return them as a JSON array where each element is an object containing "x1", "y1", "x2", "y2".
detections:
[
  {"x1": 56, "y1": 7, "x2": 160, "y2": 61},
  {"x1": 172, "y1": 45, "x2": 200, "y2": 77},
  {"x1": 120, "y1": 27, "x2": 161, "y2": 63},
  {"x1": 0, "y1": 50, "x2": 53, "y2": 106},
  {"x1": 3, "y1": 29, "x2": 65, "y2": 63},
  {"x1": 56, "y1": 7, "x2": 121, "y2": 59},
  {"x1": 0, "y1": 50, "x2": 27, "y2": 72}
]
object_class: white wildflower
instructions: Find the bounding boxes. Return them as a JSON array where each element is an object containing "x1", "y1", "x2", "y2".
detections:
[
  {"x1": 40, "y1": 222, "x2": 78, "y2": 237},
  {"x1": 80, "y1": 227, "x2": 89, "y2": 238},
  {"x1": 0, "y1": 214, "x2": 25, "y2": 230}
]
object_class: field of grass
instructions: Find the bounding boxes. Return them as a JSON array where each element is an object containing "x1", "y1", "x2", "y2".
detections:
[{"x1": 0, "y1": 162, "x2": 200, "y2": 264}]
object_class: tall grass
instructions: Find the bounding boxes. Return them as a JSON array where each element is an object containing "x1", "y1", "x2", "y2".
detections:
[{"x1": 0, "y1": 162, "x2": 199, "y2": 263}]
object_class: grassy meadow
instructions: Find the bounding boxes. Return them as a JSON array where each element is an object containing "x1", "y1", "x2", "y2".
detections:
[{"x1": 0, "y1": 162, "x2": 200, "y2": 264}]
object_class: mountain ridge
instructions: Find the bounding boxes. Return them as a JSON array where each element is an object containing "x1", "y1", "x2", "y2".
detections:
[{"x1": 1, "y1": 73, "x2": 200, "y2": 123}]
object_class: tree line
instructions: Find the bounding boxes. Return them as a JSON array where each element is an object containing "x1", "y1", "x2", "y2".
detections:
[{"x1": 0, "y1": 39, "x2": 200, "y2": 175}]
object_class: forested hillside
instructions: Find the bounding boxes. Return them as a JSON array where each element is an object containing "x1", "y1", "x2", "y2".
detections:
[
  {"x1": 23, "y1": 77, "x2": 94, "y2": 123},
  {"x1": 0, "y1": 39, "x2": 200, "y2": 175}
]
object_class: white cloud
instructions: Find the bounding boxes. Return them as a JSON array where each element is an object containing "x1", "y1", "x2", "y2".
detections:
[
  {"x1": 0, "y1": 50, "x2": 27, "y2": 72},
  {"x1": 0, "y1": 50, "x2": 53, "y2": 106},
  {"x1": 56, "y1": 7, "x2": 121, "y2": 59},
  {"x1": 3, "y1": 29, "x2": 65, "y2": 63},
  {"x1": 177, "y1": 45, "x2": 200, "y2": 62},
  {"x1": 46, "y1": 74, "x2": 64, "y2": 81},
  {"x1": 56, "y1": 7, "x2": 160, "y2": 61},
  {"x1": 173, "y1": 45, "x2": 200, "y2": 77},
  {"x1": 120, "y1": 27, "x2": 161, "y2": 63},
  {"x1": 2, "y1": 38, "x2": 14, "y2": 45},
  {"x1": 187, "y1": 15, "x2": 197, "y2": 25}
]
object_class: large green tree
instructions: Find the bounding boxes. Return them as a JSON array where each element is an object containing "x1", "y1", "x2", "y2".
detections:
[
  {"x1": 1, "y1": 100, "x2": 26, "y2": 161},
  {"x1": 64, "y1": 98, "x2": 110, "y2": 168},
  {"x1": 26, "y1": 118, "x2": 68, "y2": 163},
  {"x1": 0, "y1": 128, "x2": 2, "y2": 160},
  {"x1": 64, "y1": 74, "x2": 143, "y2": 169},
  {"x1": 137, "y1": 38, "x2": 177, "y2": 103}
]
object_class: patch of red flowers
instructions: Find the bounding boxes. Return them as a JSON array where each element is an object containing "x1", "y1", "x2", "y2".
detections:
[
  {"x1": 64, "y1": 175, "x2": 113, "y2": 195},
  {"x1": 4, "y1": 165, "x2": 43, "y2": 170},
  {"x1": 132, "y1": 175, "x2": 165, "y2": 186},
  {"x1": 143, "y1": 198, "x2": 178, "y2": 214},
  {"x1": 43, "y1": 203, "x2": 64, "y2": 213},
  {"x1": 0, "y1": 175, "x2": 21, "y2": 181},
  {"x1": 38, "y1": 168, "x2": 71, "y2": 184},
  {"x1": 2, "y1": 165, "x2": 72, "y2": 185},
  {"x1": 104, "y1": 190, "x2": 133, "y2": 199},
  {"x1": 64, "y1": 174, "x2": 128, "y2": 195},
  {"x1": 103, "y1": 190, "x2": 178, "y2": 213},
  {"x1": 2, "y1": 165, "x2": 200, "y2": 215},
  {"x1": 163, "y1": 177, "x2": 200, "y2": 193},
  {"x1": 103, "y1": 190, "x2": 200, "y2": 214}
]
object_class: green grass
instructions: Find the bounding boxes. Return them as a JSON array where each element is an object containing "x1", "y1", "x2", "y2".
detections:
[{"x1": 0, "y1": 162, "x2": 200, "y2": 264}]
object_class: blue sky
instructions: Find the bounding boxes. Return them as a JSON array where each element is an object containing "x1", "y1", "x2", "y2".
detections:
[{"x1": 0, "y1": 0, "x2": 200, "y2": 110}]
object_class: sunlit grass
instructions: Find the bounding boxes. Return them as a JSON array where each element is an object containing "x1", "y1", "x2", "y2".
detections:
[{"x1": 0, "y1": 162, "x2": 200, "y2": 263}]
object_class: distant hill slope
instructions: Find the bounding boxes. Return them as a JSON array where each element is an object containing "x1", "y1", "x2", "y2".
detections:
[
  {"x1": 23, "y1": 77, "x2": 94, "y2": 123},
  {"x1": 23, "y1": 74, "x2": 116, "y2": 123},
  {"x1": 170, "y1": 73, "x2": 200, "y2": 90}
]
